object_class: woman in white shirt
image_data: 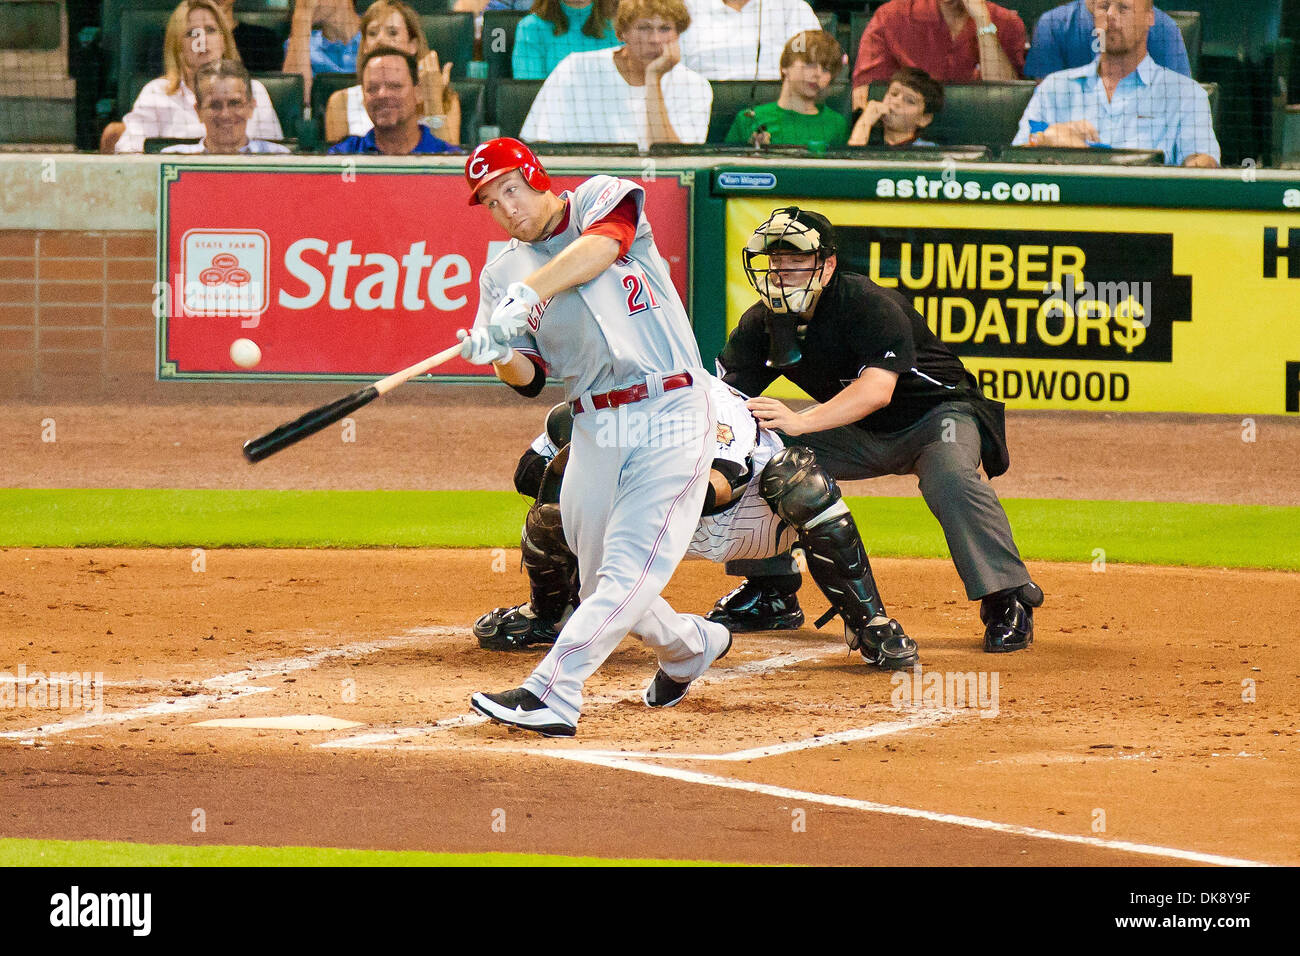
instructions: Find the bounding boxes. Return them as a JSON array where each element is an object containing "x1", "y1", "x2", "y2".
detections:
[
  {"x1": 323, "y1": 0, "x2": 461, "y2": 146},
  {"x1": 107, "y1": 0, "x2": 283, "y2": 153},
  {"x1": 521, "y1": 0, "x2": 712, "y2": 150}
]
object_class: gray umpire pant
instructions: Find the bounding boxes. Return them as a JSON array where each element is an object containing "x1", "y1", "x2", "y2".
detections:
[{"x1": 725, "y1": 401, "x2": 1031, "y2": 601}]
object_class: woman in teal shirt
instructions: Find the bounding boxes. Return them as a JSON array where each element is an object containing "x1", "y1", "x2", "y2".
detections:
[{"x1": 511, "y1": 0, "x2": 620, "y2": 80}]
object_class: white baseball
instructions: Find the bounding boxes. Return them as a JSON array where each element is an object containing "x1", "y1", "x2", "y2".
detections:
[{"x1": 230, "y1": 338, "x2": 262, "y2": 369}]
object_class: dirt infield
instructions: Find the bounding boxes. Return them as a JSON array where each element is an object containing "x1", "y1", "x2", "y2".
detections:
[
  {"x1": 1, "y1": 548, "x2": 1295, "y2": 866},
  {"x1": 1, "y1": 397, "x2": 1298, "y2": 865}
]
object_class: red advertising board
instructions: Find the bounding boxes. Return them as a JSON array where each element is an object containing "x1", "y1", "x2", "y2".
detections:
[{"x1": 157, "y1": 163, "x2": 694, "y2": 380}]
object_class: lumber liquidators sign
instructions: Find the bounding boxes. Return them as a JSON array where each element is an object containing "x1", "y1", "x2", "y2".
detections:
[
  {"x1": 725, "y1": 198, "x2": 1300, "y2": 414},
  {"x1": 157, "y1": 162, "x2": 693, "y2": 381}
]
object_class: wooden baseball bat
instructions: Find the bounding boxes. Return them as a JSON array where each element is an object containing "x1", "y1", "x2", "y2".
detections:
[{"x1": 242, "y1": 341, "x2": 464, "y2": 463}]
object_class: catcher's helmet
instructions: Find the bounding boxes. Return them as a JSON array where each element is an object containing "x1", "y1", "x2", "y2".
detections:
[
  {"x1": 743, "y1": 207, "x2": 838, "y2": 316},
  {"x1": 465, "y1": 137, "x2": 551, "y2": 206}
]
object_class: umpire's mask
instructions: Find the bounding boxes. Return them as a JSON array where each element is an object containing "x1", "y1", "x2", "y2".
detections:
[{"x1": 743, "y1": 208, "x2": 837, "y2": 368}]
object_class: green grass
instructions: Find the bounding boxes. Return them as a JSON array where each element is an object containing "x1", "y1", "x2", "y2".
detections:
[
  {"x1": 1, "y1": 489, "x2": 1297, "y2": 571},
  {"x1": 0, "y1": 838, "x2": 717, "y2": 867}
]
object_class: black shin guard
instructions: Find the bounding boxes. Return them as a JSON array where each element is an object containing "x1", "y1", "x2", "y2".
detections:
[
  {"x1": 799, "y1": 510, "x2": 888, "y2": 632},
  {"x1": 522, "y1": 503, "x2": 579, "y2": 622}
]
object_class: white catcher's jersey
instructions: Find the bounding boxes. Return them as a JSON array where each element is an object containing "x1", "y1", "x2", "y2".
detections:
[
  {"x1": 475, "y1": 176, "x2": 703, "y2": 400},
  {"x1": 687, "y1": 379, "x2": 795, "y2": 563},
  {"x1": 530, "y1": 376, "x2": 795, "y2": 564}
]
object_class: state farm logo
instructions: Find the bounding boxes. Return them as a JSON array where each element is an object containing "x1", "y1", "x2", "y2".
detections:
[{"x1": 180, "y1": 229, "x2": 268, "y2": 319}]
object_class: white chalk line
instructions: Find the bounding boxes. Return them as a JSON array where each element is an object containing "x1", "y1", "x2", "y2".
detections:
[
  {"x1": 533, "y1": 750, "x2": 1273, "y2": 868},
  {"x1": 315, "y1": 642, "x2": 849, "y2": 751},
  {"x1": 0, "y1": 626, "x2": 461, "y2": 741}
]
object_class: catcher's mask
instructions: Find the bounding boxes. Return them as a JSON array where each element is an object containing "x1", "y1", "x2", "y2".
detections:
[{"x1": 743, "y1": 207, "x2": 837, "y2": 368}]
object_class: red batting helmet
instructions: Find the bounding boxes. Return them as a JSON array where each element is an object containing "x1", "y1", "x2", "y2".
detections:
[{"x1": 465, "y1": 137, "x2": 551, "y2": 205}]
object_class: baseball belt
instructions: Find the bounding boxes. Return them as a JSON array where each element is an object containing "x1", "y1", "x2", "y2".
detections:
[{"x1": 569, "y1": 371, "x2": 694, "y2": 416}]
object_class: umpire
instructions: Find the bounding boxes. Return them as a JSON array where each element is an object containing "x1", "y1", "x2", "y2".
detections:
[{"x1": 710, "y1": 207, "x2": 1043, "y2": 653}]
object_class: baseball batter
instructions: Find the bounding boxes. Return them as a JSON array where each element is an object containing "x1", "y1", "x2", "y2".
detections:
[
  {"x1": 458, "y1": 138, "x2": 730, "y2": 737},
  {"x1": 476, "y1": 375, "x2": 919, "y2": 670}
]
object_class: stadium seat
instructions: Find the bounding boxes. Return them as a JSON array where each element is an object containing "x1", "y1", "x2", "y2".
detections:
[
  {"x1": 999, "y1": 0, "x2": 1060, "y2": 34},
  {"x1": 102, "y1": 0, "x2": 174, "y2": 90},
  {"x1": 251, "y1": 72, "x2": 304, "y2": 142},
  {"x1": 998, "y1": 145, "x2": 1165, "y2": 164},
  {"x1": 493, "y1": 79, "x2": 543, "y2": 139},
  {"x1": 482, "y1": 10, "x2": 528, "y2": 80},
  {"x1": 1167, "y1": 10, "x2": 1202, "y2": 78},
  {"x1": 867, "y1": 79, "x2": 1037, "y2": 148},
  {"x1": 456, "y1": 78, "x2": 486, "y2": 149},
  {"x1": 1156, "y1": 0, "x2": 1282, "y2": 63},
  {"x1": 1201, "y1": 80, "x2": 1220, "y2": 134},
  {"x1": 116, "y1": 8, "x2": 170, "y2": 104},
  {"x1": 849, "y1": 11, "x2": 871, "y2": 62},
  {"x1": 418, "y1": 13, "x2": 476, "y2": 81},
  {"x1": 308, "y1": 71, "x2": 357, "y2": 150}
]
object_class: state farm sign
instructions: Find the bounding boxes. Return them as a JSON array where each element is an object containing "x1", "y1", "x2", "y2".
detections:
[{"x1": 157, "y1": 164, "x2": 692, "y2": 380}]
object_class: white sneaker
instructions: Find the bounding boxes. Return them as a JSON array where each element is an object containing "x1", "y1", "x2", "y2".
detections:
[{"x1": 470, "y1": 687, "x2": 576, "y2": 737}]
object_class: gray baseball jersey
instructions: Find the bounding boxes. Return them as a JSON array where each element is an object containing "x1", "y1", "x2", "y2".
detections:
[
  {"x1": 477, "y1": 174, "x2": 724, "y2": 727},
  {"x1": 475, "y1": 175, "x2": 704, "y2": 399}
]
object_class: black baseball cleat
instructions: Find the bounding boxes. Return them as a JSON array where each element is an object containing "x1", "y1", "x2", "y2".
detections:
[
  {"x1": 473, "y1": 603, "x2": 570, "y2": 651},
  {"x1": 644, "y1": 626, "x2": 732, "y2": 708},
  {"x1": 851, "y1": 618, "x2": 919, "y2": 670},
  {"x1": 981, "y1": 582, "x2": 1044, "y2": 653},
  {"x1": 705, "y1": 579, "x2": 804, "y2": 632},
  {"x1": 470, "y1": 687, "x2": 576, "y2": 737}
]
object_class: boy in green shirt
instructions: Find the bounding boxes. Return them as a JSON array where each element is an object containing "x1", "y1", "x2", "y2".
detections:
[{"x1": 724, "y1": 30, "x2": 848, "y2": 149}]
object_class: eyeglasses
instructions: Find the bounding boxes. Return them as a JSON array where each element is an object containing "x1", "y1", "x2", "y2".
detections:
[{"x1": 185, "y1": 26, "x2": 221, "y2": 41}]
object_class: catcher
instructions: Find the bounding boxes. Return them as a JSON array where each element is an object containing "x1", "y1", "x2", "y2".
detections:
[{"x1": 475, "y1": 375, "x2": 920, "y2": 671}]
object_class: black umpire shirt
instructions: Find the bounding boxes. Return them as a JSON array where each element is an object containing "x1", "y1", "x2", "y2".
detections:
[{"x1": 718, "y1": 269, "x2": 972, "y2": 435}]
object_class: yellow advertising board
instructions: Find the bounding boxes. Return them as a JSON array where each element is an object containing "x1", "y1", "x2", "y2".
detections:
[{"x1": 725, "y1": 198, "x2": 1300, "y2": 414}]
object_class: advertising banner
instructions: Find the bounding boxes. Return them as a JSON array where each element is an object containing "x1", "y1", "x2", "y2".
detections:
[
  {"x1": 726, "y1": 197, "x2": 1300, "y2": 414},
  {"x1": 157, "y1": 163, "x2": 693, "y2": 381}
]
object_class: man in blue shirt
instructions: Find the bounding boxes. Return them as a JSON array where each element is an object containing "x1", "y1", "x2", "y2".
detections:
[
  {"x1": 1025, "y1": 0, "x2": 1191, "y2": 79},
  {"x1": 329, "y1": 47, "x2": 461, "y2": 155},
  {"x1": 1013, "y1": 0, "x2": 1218, "y2": 166}
]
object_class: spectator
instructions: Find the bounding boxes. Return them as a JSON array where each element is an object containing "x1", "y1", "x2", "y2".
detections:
[
  {"x1": 852, "y1": 0, "x2": 1026, "y2": 110},
  {"x1": 284, "y1": 0, "x2": 362, "y2": 102},
  {"x1": 521, "y1": 0, "x2": 712, "y2": 149},
  {"x1": 679, "y1": 0, "x2": 821, "y2": 81},
  {"x1": 1013, "y1": 0, "x2": 1218, "y2": 166},
  {"x1": 1025, "y1": 0, "x2": 1191, "y2": 79},
  {"x1": 512, "y1": 0, "x2": 621, "y2": 80},
  {"x1": 162, "y1": 60, "x2": 291, "y2": 153},
  {"x1": 454, "y1": 0, "x2": 533, "y2": 10},
  {"x1": 725, "y1": 30, "x2": 848, "y2": 148},
  {"x1": 329, "y1": 46, "x2": 462, "y2": 154},
  {"x1": 848, "y1": 66, "x2": 942, "y2": 147},
  {"x1": 210, "y1": 0, "x2": 285, "y2": 72},
  {"x1": 324, "y1": 1, "x2": 462, "y2": 145},
  {"x1": 105, "y1": 0, "x2": 283, "y2": 153}
]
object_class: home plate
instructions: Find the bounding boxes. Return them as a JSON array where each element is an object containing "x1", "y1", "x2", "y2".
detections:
[{"x1": 192, "y1": 715, "x2": 364, "y2": 731}]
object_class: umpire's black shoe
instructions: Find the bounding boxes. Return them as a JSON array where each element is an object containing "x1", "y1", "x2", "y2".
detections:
[
  {"x1": 470, "y1": 687, "x2": 576, "y2": 737},
  {"x1": 706, "y1": 580, "x2": 804, "y2": 632},
  {"x1": 981, "y1": 583, "x2": 1044, "y2": 653},
  {"x1": 852, "y1": 618, "x2": 919, "y2": 670},
  {"x1": 644, "y1": 626, "x2": 732, "y2": 708},
  {"x1": 473, "y1": 602, "x2": 570, "y2": 651}
]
